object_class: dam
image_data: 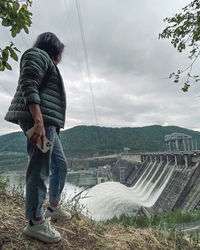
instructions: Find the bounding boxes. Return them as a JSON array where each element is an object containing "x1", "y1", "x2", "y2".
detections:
[{"x1": 79, "y1": 151, "x2": 200, "y2": 220}]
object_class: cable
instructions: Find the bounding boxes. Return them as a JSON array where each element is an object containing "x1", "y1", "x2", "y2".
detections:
[
  {"x1": 75, "y1": 0, "x2": 98, "y2": 126},
  {"x1": 63, "y1": 0, "x2": 83, "y2": 73}
]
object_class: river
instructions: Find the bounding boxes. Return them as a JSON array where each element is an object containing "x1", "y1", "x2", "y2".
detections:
[{"x1": 2, "y1": 170, "x2": 86, "y2": 206}]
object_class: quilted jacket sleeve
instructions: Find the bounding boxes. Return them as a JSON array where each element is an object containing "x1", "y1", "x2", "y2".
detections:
[{"x1": 19, "y1": 49, "x2": 50, "y2": 106}]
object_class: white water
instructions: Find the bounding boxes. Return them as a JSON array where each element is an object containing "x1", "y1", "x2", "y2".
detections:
[
  {"x1": 81, "y1": 160, "x2": 175, "y2": 221},
  {"x1": 3, "y1": 161, "x2": 175, "y2": 222}
]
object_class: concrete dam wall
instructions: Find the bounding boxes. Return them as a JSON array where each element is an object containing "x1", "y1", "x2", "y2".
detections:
[
  {"x1": 71, "y1": 152, "x2": 200, "y2": 219},
  {"x1": 119, "y1": 152, "x2": 200, "y2": 215}
]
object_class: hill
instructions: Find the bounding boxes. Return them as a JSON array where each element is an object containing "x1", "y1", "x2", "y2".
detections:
[
  {"x1": 1, "y1": 125, "x2": 200, "y2": 171},
  {"x1": 60, "y1": 125, "x2": 200, "y2": 156}
]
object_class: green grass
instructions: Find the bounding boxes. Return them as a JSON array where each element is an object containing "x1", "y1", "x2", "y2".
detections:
[
  {"x1": 0, "y1": 174, "x2": 199, "y2": 249},
  {"x1": 0, "y1": 174, "x2": 9, "y2": 192},
  {"x1": 105, "y1": 210, "x2": 200, "y2": 229},
  {"x1": 105, "y1": 211, "x2": 200, "y2": 248}
]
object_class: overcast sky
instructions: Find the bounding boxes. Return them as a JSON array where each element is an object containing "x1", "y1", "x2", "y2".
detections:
[{"x1": 1, "y1": 0, "x2": 199, "y2": 135}]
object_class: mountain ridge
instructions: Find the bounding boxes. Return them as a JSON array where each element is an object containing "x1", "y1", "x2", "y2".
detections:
[
  {"x1": 1, "y1": 125, "x2": 200, "y2": 155},
  {"x1": 1, "y1": 125, "x2": 200, "y2": 171}
]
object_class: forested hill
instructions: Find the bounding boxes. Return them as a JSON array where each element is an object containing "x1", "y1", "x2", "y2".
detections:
[
  {"x1": 60, "y1": 125, "x2": 200, "y2": 156},
  {"x1": 1, "y1": 125, "x2": 200, "y2": 157}
]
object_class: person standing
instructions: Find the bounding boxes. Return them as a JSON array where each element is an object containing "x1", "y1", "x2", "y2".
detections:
[{"x1": 5, "y1": 32, "x2": 71, "y2": 243}]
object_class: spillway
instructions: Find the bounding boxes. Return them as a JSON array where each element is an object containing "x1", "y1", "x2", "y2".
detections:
[{"x1": 81, "y1": 158, "x2": 176, "y2": 221}]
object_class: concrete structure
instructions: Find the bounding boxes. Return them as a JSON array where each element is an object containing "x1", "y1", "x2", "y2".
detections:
[
  {"x1": 68, "y1": 151, "x2": 200, "y2": 215},
  {"x1": 120, "y1": 151, "x2": 200, "y2": 215},
  {"x1": 119, "y1": 166, "x2": 126, "y2": 184},
  {"x1": 123, "y1": 147, "x2": 130, "y2": 154},
  {"x1": 67, "y1": 170, "x2": 97, "y2": 186},
  {"x1": 67, "y1": 164, "x2": 113, "y2": 186},
  {"x1": 164, "y1": 132, "x2": 196, "y2": 151},
  {"x1": 69, "y1": 155, "x2": 118, "y2": 171},
  {"x1": 97, "y1": 165, "x2": 112, "y2": 184}
]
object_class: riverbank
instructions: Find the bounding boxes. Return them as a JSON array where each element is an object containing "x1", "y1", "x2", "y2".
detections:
[{"x1": 0, "y1": 190, "x2": 199, "y2": 249}]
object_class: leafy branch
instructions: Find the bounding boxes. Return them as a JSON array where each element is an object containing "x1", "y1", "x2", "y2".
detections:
[
  {"x1": 159, "y1": 0, "x2": 200, "y2": 91},
  {"x1": 0, "y1": 0, "x2": 32, "y2": 71}
]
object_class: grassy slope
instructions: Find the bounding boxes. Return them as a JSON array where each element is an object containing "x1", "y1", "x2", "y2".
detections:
[{"x1": 0, "y1": 191, "x2": 198, "y2": 250}]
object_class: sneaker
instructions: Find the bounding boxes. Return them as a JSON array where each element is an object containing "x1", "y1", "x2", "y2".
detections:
[
  {"x1": 45, "y1": 206, "x2": 72, "y2": 220},
  {"x1": 23, "y1": 218, "x2": 61, "y2": 243}
]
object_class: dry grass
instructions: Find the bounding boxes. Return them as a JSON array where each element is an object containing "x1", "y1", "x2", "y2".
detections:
[{"x1": 0, "y1": 191, "x2": 199, "y2": 250}]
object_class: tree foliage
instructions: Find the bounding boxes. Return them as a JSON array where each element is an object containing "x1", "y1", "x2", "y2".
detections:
[
  {"x1": 1, "y1": 125, "x2": 200, "y2": 158},
  {"x1": 1, "y1": 124, "x2": 200, "y2": 170},
  {"x1": 0, "y1": 0, "x2": 32, "y2": 71},
  {"x1": 159, "y1": 0, "x2": 200, "y2": 91}
]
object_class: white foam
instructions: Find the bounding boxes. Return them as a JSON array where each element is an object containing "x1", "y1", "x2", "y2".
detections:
[{"x1": 81, "y1": 160, "x2": 175, "y2": 221}]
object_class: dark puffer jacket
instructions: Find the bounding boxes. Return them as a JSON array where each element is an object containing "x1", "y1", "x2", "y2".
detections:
[{"x1": 5, "y1": 48, "x2": 66, "y2": 128}]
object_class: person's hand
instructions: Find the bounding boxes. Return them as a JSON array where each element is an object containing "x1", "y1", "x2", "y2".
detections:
[{"x1": 30, "y1": 121, "x2": 45, "y2": 149}]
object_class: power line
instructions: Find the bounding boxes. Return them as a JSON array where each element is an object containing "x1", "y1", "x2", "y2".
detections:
[
  {"x1": 63, "y1": 0, "x2": 82, "y2": 73},
  {"x1": 75, "y1": 0, "x2": 98, "y2": 126}
]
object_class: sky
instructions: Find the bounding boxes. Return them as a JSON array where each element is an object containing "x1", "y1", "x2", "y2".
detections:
[{"x1": 1, "y1": 0, "x2": 199, "y2": 135}]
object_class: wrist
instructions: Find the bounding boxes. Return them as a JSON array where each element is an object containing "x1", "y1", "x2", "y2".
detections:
[{"x1": 34, "y1": 118, "x2": 44, "y2": 125}]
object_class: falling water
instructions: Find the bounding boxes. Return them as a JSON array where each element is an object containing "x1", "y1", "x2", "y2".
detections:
[{"x1": 81, "y1": 159, "x2": 175, "y2": 221}]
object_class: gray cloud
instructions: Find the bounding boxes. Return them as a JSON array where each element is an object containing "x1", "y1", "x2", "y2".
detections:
[{"x1": 1, "y1": 0, "x2": 198, "y2": 135}]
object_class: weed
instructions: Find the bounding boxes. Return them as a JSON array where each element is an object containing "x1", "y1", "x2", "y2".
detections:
[
  {"x1": 65, "y1": 187, "x2": 89, "y2": 214},
  {"x1": 0, "y1": 175, "x2": 9, "y2": 193},
  {"x1": 8, "y1": 182, "x2": 25, "y2": 200}
]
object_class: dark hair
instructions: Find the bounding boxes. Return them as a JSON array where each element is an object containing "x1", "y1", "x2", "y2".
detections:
[{"x1": 33, "y1": 32, "x2": 64, "y2": 61}]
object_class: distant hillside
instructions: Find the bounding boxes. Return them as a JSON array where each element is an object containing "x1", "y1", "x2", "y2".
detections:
[
  {"x1": 61, "y1": 125, "x2": 200, "y2": 156},
  {"x1": 1, "y1": 125, "x2": 200, "y2": 171}
]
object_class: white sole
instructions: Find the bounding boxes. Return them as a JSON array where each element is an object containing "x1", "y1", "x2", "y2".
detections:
[{"x1": 24, "y1": 230, "x2": 61, "y2": 243}]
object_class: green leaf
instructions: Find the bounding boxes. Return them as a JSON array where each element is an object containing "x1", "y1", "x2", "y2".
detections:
[
  {"x1": 182, "y1": 83, "x2": 190, "y2": 92},
  {"x1": 0, "y1": 62, "x2": 5, "y2": 71},
  {"x1": 23, "y1": 25, "x2": 29, "y2": 34},
  {"x1": 13, "y1": 47, "x2": 21, "y2": 53},
  {"x1": 5, "y1": 62, "x2": 12, "y2": 70},
  {"x1": 11, "y1": 29, "x2": 17, "y2": 37},
  {"x1": 2, "y1": 19, "x2": 11, "y2": 27},
  {"x1": 9, "y1": 48, "x2": 18, "y2": 61},
  {"x1": 15, "y1": 25, "x2": 21, "y2": 34},
  {"x1": 13, "y1": 1, "x2": 19, "y2": 11},
  {"x1": 22, "y1": 4, "x2": 27, "y2": 11},
  {"x1": 2, "y1": 49, "x2": 9, "y2": 62}
]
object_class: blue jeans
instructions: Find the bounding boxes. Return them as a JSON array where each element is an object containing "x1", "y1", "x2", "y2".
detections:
[{"x1": 21, "y1": 124, "x2": 67, "y2": 220}]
